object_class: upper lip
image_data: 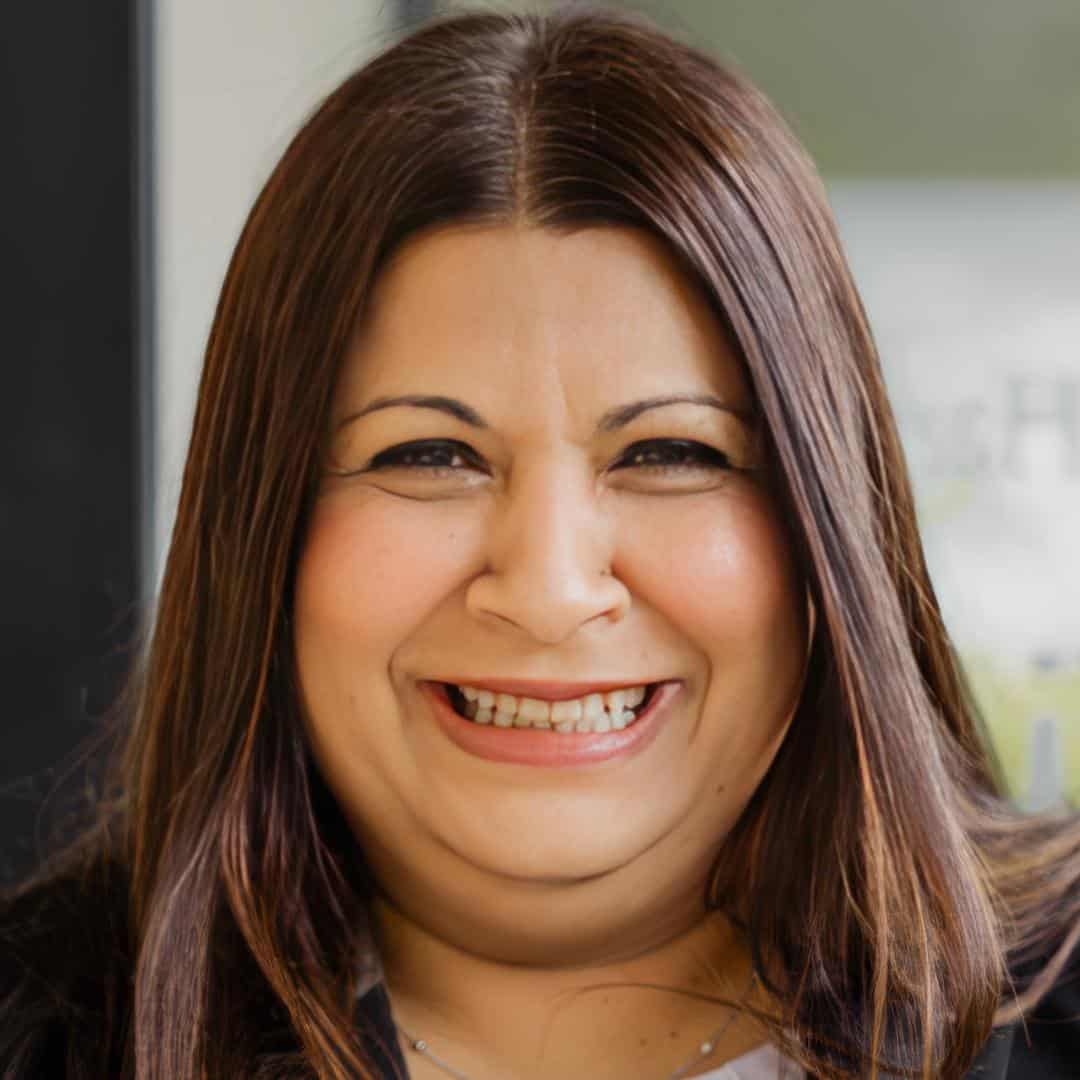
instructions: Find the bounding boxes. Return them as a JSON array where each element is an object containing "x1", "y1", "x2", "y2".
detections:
[{"x1": 431, "y1": 677, "x2": 667, "y2": 701}]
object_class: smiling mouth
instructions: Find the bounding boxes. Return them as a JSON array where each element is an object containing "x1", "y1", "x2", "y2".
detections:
[{"x1": 443, "y1": 681, "x2": 661, "y2": 733}]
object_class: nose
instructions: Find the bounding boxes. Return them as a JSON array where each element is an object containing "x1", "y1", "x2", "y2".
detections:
[{"x1": 465, "y1": 459, "x2": 631, "y2": 645}]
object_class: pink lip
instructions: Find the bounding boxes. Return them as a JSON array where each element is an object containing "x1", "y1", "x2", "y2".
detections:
[{"x1": 421, "y1": 680, "x2": 682, "y2": 768}]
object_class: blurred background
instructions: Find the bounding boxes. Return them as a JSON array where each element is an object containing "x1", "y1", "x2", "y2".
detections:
[{"x1": 3, "y1": 0, "x2": 1077, "y2": 884}]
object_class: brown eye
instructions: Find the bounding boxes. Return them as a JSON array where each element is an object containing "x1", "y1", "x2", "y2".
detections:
[
  {"x1": 615, "y1": 439, "x2": 733, "y2": 473},
  {"x1": 367, "y1": 439, "x2": 485, "y2": 473}
]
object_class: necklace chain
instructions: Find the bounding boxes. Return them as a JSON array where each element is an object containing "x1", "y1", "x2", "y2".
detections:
[{"x1": 397, "y1": 971, "x2": 757, "y2": 1080}]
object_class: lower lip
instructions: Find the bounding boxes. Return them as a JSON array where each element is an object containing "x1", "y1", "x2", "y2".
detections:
[{"x1": 422, "y1": 681, "x2": 682, "y2": 768}]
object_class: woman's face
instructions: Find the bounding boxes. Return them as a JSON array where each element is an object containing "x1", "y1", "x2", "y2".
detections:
[{"x1": 294, "y1": 225, "x2": 808, "y2": 964}]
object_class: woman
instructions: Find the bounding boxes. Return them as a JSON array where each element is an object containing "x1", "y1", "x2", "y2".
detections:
[{"x1": 2, "y1": 7, "x2": 1078, "y2": 1078}]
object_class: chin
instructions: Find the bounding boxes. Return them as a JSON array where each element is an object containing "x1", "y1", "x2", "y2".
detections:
[
  {"x1": 431, "y1": 797, "x2": 674, "y2": 885},
  {"x1": 395, "y1": 864, "x2": 702, "y2": 969},
  {"x1": 474, "y1": 848, "x2": 634, "y2": 888},
  {"x1": 445, "y1": 832, "x2": 651, "y2": 889}
]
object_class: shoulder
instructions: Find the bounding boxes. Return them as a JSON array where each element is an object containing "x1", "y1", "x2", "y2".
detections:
[
  {"x1": 964, "y1": 926, "x2": 1080, "y2": 1079},
  {"x1": 1001, "y1": 931, "x2": 1080, "y2": 1080},
  {"x1": 0, "y1": 850, "x2": 132, "y2": 1077}
]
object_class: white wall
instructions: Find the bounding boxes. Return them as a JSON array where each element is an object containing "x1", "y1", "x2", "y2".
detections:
[{"x1": 153, "y1": 0, "x2": 393, "y2": 583}]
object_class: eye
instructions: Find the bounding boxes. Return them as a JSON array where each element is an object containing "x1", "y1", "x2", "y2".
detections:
[
  {"x1": 365, "y1": 439, "x2": 485, "y2": 475},
  {"x1": 614, "y1": 439, "x2": 733, "y2": 474}
]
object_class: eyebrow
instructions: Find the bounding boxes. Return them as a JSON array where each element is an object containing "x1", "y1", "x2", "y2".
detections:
[{"x1": 336, "y1": 393, "x2": 753, "y2": 434}]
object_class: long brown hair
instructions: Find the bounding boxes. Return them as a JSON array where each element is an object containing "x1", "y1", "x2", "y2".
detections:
[{"x1": 12, "y1": 7, "x2": 1080, "y2": 1078}]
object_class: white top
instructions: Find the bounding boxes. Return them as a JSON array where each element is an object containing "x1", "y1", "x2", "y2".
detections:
[{"x1": 694, "y1": 1041, "x2": 804, "y2": 1079}]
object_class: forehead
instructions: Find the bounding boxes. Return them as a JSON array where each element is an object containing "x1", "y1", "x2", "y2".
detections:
[{"x1": 338, "y1": 224, "x2": 751, "y2": 415}]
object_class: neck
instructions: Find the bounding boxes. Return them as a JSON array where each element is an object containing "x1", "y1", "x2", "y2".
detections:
[{"x1": 372, "y1": 897, "x2": 773, "y2": 1080}]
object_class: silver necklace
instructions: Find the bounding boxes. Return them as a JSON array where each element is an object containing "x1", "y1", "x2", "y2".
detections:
[{"x1": 397, "y1": 971, "x2": 757, "y2": 1080}]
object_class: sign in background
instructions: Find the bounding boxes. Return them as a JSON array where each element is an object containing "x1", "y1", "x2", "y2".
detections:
[{"x1": 834, "y1": 183, "x2": 1080, "y2": 805}]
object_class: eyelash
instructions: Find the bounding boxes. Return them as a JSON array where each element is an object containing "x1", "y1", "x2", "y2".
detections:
[{"x1": 364, "y1": 438, "x2": 733, "y2": 476}]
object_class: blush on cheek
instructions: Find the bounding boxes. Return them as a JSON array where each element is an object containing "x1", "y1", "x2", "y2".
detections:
[
  {"x1": 653, "y1": 519, "x2": 797, "y2": 634},
  {"x1": 295, "y1": 499, "x2": 473, "y2": 640}
]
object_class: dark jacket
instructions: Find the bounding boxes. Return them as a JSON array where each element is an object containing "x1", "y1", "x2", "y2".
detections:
[{"x1": 2, "y1": 861, "x2": 1077, "y2": 1078}]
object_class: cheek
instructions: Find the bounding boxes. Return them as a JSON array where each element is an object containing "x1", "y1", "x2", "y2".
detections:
[
  {"x1": 294, "y1": 494, "x2": 475, "y2": 654},
  {"x1": 620, "y1": 488, "x2": 807, "y2": 783},
  {"x1": 292, "y1": 495, "x2": 483, "y2": 795},
  {"x1": 623, "y1": 490, "x2": 803, "y2": 653}
]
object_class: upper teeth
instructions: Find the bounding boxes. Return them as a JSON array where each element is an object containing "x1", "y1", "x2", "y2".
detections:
[{"x1": 455, "y1": 684, "x2": 650, "y2": 732}]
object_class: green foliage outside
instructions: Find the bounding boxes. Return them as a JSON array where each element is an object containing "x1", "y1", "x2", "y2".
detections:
[
  {"x1": 966, "y1": 653, "x2": 1080, "y2": 806},
  {"x1": 641, "y1": 0, "x2": 1080, "y2": 179}
]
